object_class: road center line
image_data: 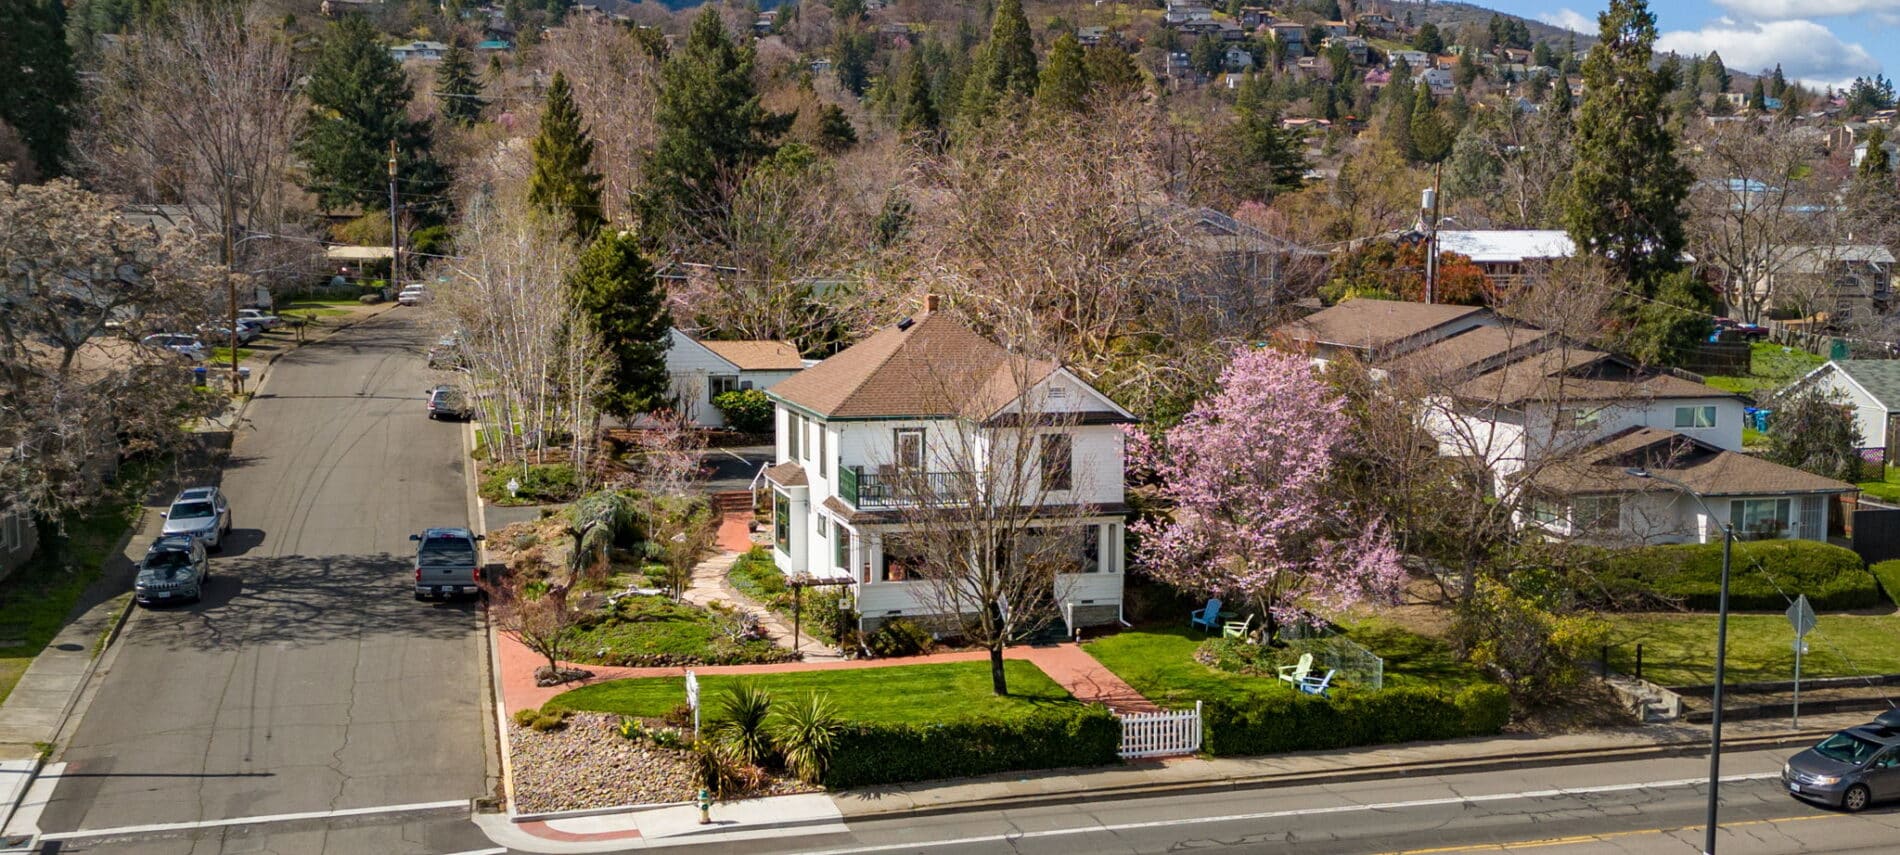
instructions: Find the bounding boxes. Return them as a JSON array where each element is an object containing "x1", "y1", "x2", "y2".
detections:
[
  {"x1": 1371, "y1": 813, "x2": 1837, "y2": 854},
  {"x1": 38, "y1": 798, "x2": 469, "y2": 842},
  {"x1": 808, "y1": 773, "x2": 1784, "y2": 855}
]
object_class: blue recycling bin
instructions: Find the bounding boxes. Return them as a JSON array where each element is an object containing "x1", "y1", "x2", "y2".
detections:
[{"x1": 192, "y1": 365, "x2": 208, "y2": 387}]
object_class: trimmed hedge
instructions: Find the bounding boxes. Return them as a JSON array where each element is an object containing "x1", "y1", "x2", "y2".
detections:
[
  {"x1": 822, "y1": 705, "x2": 1121, "y2": 789},
  {"x1": 1872, "y1": 560, "x2": 1900, "y2": 606},
  {"x1": 1581, "y1": 540, "x2": 1879, "y2": 612},
  {"x1": 1203, "y1": 684, "x2": 1511, "y2": 757}
]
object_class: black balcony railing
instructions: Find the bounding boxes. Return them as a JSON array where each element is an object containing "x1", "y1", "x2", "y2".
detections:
[{"x1": 838, "y1": 467, "x2": 969, "y2": 509}]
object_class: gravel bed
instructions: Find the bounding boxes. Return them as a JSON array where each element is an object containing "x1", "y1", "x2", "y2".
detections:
[{"x1": 509, "y1": 713, "x2": 818, "y2": 813}]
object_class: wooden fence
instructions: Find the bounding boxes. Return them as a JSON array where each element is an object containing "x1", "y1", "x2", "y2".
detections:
[{"x1": 1117, "y1": 701, "x2": 1203, "y2": 758}]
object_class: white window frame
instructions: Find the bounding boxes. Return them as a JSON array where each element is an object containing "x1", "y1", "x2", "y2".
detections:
[
  {"x1": 1730, "y1": 497, "x2": 1793, "y2": 540},
  {"x1": 1571, "y1": 495, "x2": 1622, "y2": 532},
  {"x1": 1674, "y1": 405, "x2": 1718, "y2": 429}
]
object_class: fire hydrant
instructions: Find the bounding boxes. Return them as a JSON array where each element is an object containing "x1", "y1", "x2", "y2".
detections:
[{"x1": 697, "y1": 788, "x2": 712, "y2": 825}]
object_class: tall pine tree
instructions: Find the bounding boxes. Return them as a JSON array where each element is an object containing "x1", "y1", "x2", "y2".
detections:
[
  {"x1": 528, "y1": 71, "x2": 604, "y2": 241},
  {"x1": 1860, "y1": 127, "x2": 1893, "y2": 180},
  {"x1": 1563, "y1": 0, "x2": 1701, "y2": 364},
  {"x1": 568, "y1": 230, "x2": 672, "y2": 418},
  {"x1": 1035, "y1": 32, "x2": 1089, "y2": 116},
  {"x1": 1409, "y1": 82, "x2": 1454, "y2": 163},
  {"x1": 1224, "y1": 74, "x2": 1309, "y2": 201},
  {"x1": 297, "y1": 16, "x2": 448, "y2": 217},
  {"x1": 635, "y1": 8, "x2": 789, "y2": 250},
  {"x1": 959, "y1": 0, "x2": 1038, "y2": 121},
  {"x1": 0, "y1": 0, "x2": 80, "y2": 176},
  {"x1": 897, "y1": 51, "x2": 940, "y2": 135},
  {"x1": 436, "y1": 41, "x2": 486, "y2": 127}
]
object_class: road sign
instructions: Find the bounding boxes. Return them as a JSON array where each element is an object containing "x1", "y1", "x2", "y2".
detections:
[{"x1": 1786, "y1": 595, "x2": 1816, "y2": 638}]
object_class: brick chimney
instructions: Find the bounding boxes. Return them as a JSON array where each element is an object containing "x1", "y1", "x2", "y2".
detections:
[{"x1": 922, "y1": 293, "x2": 939, "y2": 315}]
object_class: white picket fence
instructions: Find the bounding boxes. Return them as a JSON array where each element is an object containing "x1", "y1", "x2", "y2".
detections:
[{"x1": 1117, "y1": 701, "x2": 1203, "y2": 758}]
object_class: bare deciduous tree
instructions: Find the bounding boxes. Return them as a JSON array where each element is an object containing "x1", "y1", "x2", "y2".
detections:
[
  {"x1": 878, "y1": 353, "x2": 1099, "y2": 696},
  {"x1": 485, "y1": 571, "x2": 590, "y2": 684},
  {"x1": 1683, "y1": 120, "x2": 1827, "y2": 323},
  {"x1": 0, "y1": 179, "x2": 223, "y2": 518},
  {"x1": 535, "y1": 19, "x2": 662, "y2": 225},
  {"x1": 83, "y1": 3, "x2": 304, "y2": 277}
]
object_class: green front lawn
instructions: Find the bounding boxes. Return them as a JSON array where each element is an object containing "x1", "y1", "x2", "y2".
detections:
[
  {"x1": 0, "y1": 461, "x2": 157, "y2": 704},
  {"x1": 1084, "y1": 620, "x2": 1488, "y2": 707},
  {"x1": 1605, "y1": 612, "x2": 1900, "y2": 686},
  {"x1": 551, "y1": 660, "x2": 1075, "y2": 724},
  {"x1": 1702, "y1": 341, "x2": 1825, "y2": 397}
]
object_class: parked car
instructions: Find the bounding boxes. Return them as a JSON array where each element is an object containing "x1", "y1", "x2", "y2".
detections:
[
  {"x1": 398, "y1": 285, "x2": 428, "y2": 306},
  {"x1": 142, "y1": 334, "x2": 209, "y2": 361},
  {"x1": 426, "y1": 384, "x2": 472, "y2": 420},
  {"x1": 199, "y1": 322, "x2": 260, "y2": 345},
  {"x1": 160, "y1": 486, "x2": 232, "y2": 551},
  {"x1": 236, "y1": 308, "x2": 280, "y2": 329},
  {"x1": 411, "y1": 527, "x2": 484, "y2": 599},
  {"x1": 135, "y1": 534, "x2": 209, "y2": 605},
  {"x1": 427, "y1": 334, "x2": 463, "y2": 370},
  {"x1": 1783, "y1": 719, "x2": 1900, "y2": 811}
]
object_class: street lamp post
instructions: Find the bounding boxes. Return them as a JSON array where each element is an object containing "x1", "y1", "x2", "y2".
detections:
[{"x1": 1625, "y1": 466, "x2": 1734, "y2": 855}]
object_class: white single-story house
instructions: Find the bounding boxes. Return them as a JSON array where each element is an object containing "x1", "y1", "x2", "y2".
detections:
[
  {"x1": 1783, "y1": 360, "x2": 1900, "y2": 460},
  {"x1": 665, "y1": 329, "x2": 808, "y2": 428},
  {"x1": 1434, "y1": 230, "x2": 1577, "y2": 289}
]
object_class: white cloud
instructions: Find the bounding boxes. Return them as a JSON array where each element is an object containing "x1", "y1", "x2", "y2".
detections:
[
  {"x1": 1714, "y1": 0, "x2": 1900, "y2": 20},
  {"x1": 1656, "y1": 20, "x2": 1880, "y2": 88},
  {"x1": 1537, "y1": 8, "x2": 1596, "y2": 33}
]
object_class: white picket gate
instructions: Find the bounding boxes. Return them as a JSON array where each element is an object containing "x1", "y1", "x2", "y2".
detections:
[{"x1": 1117, "y1": 701, "x2": 1203, "y2": 758}]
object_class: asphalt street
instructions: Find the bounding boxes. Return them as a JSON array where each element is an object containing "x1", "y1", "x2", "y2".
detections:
[
  {"x1": 673, "y1": 747, "x2": 1894, "y2": 855},
  {"x1": 35, "y1": 311, "x2": 494, "y2": 852}
]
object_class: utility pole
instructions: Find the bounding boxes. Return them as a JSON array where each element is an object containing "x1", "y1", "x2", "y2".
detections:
[
  {"x1": 1423, "y1": 161, "x2": 1443, "y2": 304},
  {"x1": 223, "y1": 185, "x2": 241, "y2": 393},
  {"x1": 388, "y1": 139, "x2": 401, "y2": 295}
]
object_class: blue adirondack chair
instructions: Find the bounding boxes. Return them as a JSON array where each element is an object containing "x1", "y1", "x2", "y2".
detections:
[
  {"x1": 1189, "y1": 598, "x2": 1223, "y2": 633},
  {"x1": 1297, "y1": 669, "x2": 1336, "y2": 696}
]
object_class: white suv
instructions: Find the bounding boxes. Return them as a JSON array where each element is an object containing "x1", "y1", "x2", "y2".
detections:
[
  {"x1": 142, "y1": 333, "x2": 209, "y2": 361},
  {"x1": 397, "y1": 285, "x2": 428, "y2": 306}
]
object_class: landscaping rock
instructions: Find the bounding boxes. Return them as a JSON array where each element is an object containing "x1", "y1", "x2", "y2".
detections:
[
  {"x1": 534, "y1": 665, "x2": 594, "y2": 687},
  {"x1": 509, "y1": 713, "x2": 817, "y2": 814}
]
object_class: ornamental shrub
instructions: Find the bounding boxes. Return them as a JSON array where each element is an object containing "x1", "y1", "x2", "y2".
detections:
[
  {"x1": 1202, "y1": 683, "x2": 1510, "y2": 756},
  {"x1": 1450, "y1": 577, "x2": 1609, "y2": 701},
  {"x1": 1873, "y1": 560, "x2": 1900, "y2": 605},
  {"x1": 822, "y1": 705, "x2": 1121, "y2": 789},
  {"x1": 1576, "y1": 540, "x2": 1877, "y2": 611},
  {"x1": 712, "y1": 389, "x2": 774, "y2": 433}
]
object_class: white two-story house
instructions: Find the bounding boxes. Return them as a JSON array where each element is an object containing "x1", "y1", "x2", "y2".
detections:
[
  {"x1": 1282, "y1": 299, "x2": 1855, "y2": 545},
  {"x1": 762, "y1": 301, "x2": 1135, "y2": 635}
]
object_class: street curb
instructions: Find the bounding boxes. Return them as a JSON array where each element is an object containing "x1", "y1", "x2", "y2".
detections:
[
  {"x1": 468, "y1": 418, "x2": 515, "y2": 816},
  {"x1": 510, "y1": 799, "x2": 693, "y2": 825},
  {"x1": 830, "y1": 728, "x2": 1835, "y2": 823}
]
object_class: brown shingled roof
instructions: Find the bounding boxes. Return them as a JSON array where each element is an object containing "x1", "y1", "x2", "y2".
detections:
[
  {"x1": 1386, "y1": 325, "x2": 1552, "y2": 381},
  {"x1": 1528, "y1": 427, "x2": 1855, "y2": 497},
  {"x1": 1454, "y1": 347, "x2": 1724, "y2": 405},
  {"x1": 1280, "y1": 299, "x2": 1485, "y2": 353},
  {"x1": 768, "y1": 312, "x2": 1059, "y2": 419},
  {"x1": 765, "y1": 461, "x2": 807, "y2": 487},
  {"x1": 700, "y1": 339, "x2": 806, "y2": 371}
]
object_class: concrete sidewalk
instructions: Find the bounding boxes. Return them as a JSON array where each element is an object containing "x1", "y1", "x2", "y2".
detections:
[{"x1": 474, "y1": 707, "x2": 1868, "y2": 853}]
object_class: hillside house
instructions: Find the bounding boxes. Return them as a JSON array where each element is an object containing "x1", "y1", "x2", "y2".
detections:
[
  {"x1": 1225, "y1": 47, "x2": 1255, "y2": 71},
  {"x1": 1434, "y1": 230, "x2": 1577, "y2": 289},
  {"x1": 1267, "y1": 22, "x2": 1307, "y2": 57},
  {"x1": 389, "y1": 40, "x2": 448, "y2": 62},
  {"x1": 1753, "y1": 245, "x2": 1896, "y2": 321},
  {"x1": 1420, "y1": 67, "x2": 1456, "y2": 97},
  {"x1": 763, "y1": 300, "x2": 1135, "y2": 635},
  {"x1": 1280, "y1": 299, "x2": 1854, "y2": 545},
  {"x1": 1389, "y1": 50, "x2": 1430, "y2": 71},
  {"x1": 665, "y1": 329, "x2": 808, "y2": 428},
  {"x1": 1353, "y1": 12, "x2": 1398, "y2": 36}
]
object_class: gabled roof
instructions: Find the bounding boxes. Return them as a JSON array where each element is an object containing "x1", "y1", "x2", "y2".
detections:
[
  {"x1": 698, "y1": 339, "x2": 805, "y2": 372},
  {"x1": 1453, "y1": 347, "x2": 1725, "y2": 406},
  {"x1": 1528, "y1": 427, "x2": 1855, "y2": 498},
  {"x1": 1812, "y1": 360, "x2": 1900, "y2": 410},
  {"x1": 1279, "y1": 299, "x2": 1486, "y2": 354},
  {"x1": 1386, "y1": 325, "x2": 1552, "y2": 382},
  {"x1": 767, "y1": 311, "x2": 1064, "y2": 420}
]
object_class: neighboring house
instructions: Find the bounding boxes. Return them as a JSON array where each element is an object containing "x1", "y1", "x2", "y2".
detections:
[
  {"x1": 666, "y1": 329, "x2": 807, "y2": 428},
  {"x1": 1176, "y1": 206, "x2": 1328, "y2": 322},
  {"x1": 1327, "y1": 36, "x2": 1369, "y2": 66},
  {"x1": 1267, "y1": 22, "x2": 1307, "y2": 57},
  {"x1": 1419, "y1": 67, "x2": 1456, "y2": 97},
  {"x1": 763, "y1": 300, "x2": 1135, "y2": 634},
  {"x1": 1163, "y1": 0, "x2": 1214, "y2": 25},
  {"x1": 1077, "y1": 26, "x2": 1110, "y2": 46},
  {"x1": 1389, "y1": 50, "x2": 1430, "y2": 71},
  {"x1": 474, "y1": 39, "x2": 513, "y2": 53},
  {"x1": 1753, "y1": 245, "x2": 1897, "y2": 320},
  {"x1": 1225, "y1": 47, "x2": 1255, "y2": 71},
  {"x1": 1433, "y1": 230, "x2": 1577, "y2": 289},
  {"x1": 1281, "y1": 299, "x2": 1854, "y2": 545},
  {"x1": 1783, "y1": 360, "x2": 1900, "y2": 461},
  {"x1": 0, "y1": 509, "x2": 36, "y2": 581},
  {"x1": 1353, "y1": 12, "x2": 1398, "y2": 37},
  {"x1": 389, "y1": 41, "x2": 448, "y2": 62}
]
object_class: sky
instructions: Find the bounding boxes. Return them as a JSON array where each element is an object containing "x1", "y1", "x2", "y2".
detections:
[{"x1": 1475, "y1": 0, "x2": 1893, "y2": 90}]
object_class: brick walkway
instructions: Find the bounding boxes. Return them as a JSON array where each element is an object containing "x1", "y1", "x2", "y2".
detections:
[{"x1": 1017, "y1": 644, "x2": 1159, "y2": 713}]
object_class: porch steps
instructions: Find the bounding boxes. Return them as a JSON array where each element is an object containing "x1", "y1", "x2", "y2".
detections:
[{"x1": 712, "y1": 490, "x2": 754, "y2": 515}]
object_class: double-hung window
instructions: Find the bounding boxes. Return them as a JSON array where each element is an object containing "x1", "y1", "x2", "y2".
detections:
[
  {"x1": 1571, "y1": 495, "x2": 1621, "y2": 532},
  {"x1": 1731, "y1": 498, "x2": 1792, "y2": 540},
  {"x1": 894, "y1": 428, "x2": 924, "y2": 469},
  {"x1": 833, "y1": 521, "x2": 850, "y2": 571},
  {"x1": 790, "y1": 413, "x2": 804, "y2": 460},
  {"x1": 1040, "y1": 433, "x2": 1074, "y2": 491},
  {"x1": 773, "y1": 492, "x2": 791, "y2": 552}
]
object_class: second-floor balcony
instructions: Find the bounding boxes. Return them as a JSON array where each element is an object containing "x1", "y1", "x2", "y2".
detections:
[{"x1": 838, "y1": 466, "x2": 970, "y2": 510}]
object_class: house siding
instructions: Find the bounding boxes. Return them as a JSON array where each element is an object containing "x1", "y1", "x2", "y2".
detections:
[
  {"x1": 1811, "y1": 366, "x2": 1889, "y2": 454},
  {"x1": 0, "y1": 511, "x2": 38, "y2": 582}
]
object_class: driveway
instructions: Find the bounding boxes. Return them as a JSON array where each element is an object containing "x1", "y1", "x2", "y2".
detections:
[{"x1": 36, "y1": 311, "x2": 492, "y2": 847}]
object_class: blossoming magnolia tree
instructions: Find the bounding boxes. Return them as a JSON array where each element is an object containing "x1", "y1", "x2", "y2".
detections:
[{"x1": 1130, "y1": 346, "x2": 1405, "y2": 641}]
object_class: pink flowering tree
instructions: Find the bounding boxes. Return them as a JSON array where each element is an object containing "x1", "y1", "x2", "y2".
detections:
[{"x1": 1130, "y1": 346, "x2": 1405, "y2": 642}]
